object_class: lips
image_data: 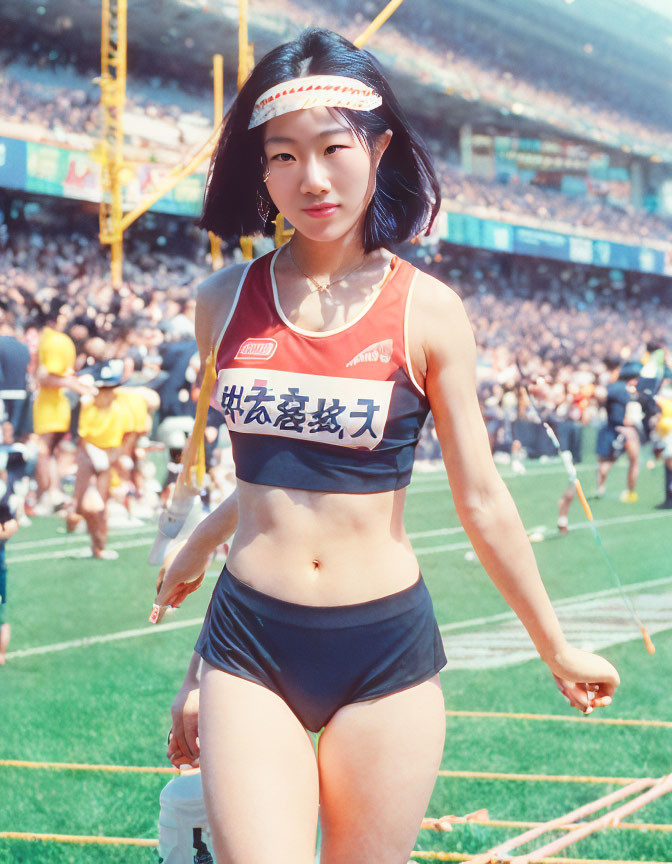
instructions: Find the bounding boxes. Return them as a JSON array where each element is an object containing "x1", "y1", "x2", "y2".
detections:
[{"x1": 303, "y1": 203, "x2": 339, "y2": 218}]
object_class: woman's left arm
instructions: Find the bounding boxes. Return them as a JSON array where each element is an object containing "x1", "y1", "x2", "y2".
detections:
[{"x1": 412, "y1": 274, "x2": 619, "y2": 712}]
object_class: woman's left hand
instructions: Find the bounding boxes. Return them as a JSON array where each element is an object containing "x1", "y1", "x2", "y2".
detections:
[{"x1": 547, "y1": 643, "x2": 620, "y2": 714}]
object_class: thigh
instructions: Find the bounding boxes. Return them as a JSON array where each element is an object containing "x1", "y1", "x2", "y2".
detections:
[
  {"x1": 318, "y1": 674, "x2": 445, "y2": 864},
  {"x1": 622, "y1": 428, "x2": 639, "y2": 458},
  {"x1": 74, "y1": 451, "x2": 94, "y2": 508},
  {"x1": 95, "y1": 466, "x2": 112, "y2": 502},
  {"x1": 199, "y1": 662, "x2": 319, "y2": 864}
]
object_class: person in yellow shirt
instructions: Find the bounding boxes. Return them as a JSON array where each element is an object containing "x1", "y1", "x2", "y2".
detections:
[
  {"x1": 68, "y1": 360, "x2": 134, "y2": 560},
  {"x1": 115, "y1": 384, "x2": 153, "y2": 503},
  {"x1": 654, "y1": 389, "x2": 672, "y2": 509},
  {"x1": 32, "y1": 312, "x2": 93, "y2": 513}
]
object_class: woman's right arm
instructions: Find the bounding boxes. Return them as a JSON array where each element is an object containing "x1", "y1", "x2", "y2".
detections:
[
  {"x1": 167, "y1": 650, "x2": 202, "y2": 768},
  {"x1": 151, "y1": 262, "x2": 247, "y2": 620}
]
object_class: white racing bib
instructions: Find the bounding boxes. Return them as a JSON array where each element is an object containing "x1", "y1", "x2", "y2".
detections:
[{"x1": 214, "y1": 367, "x2": 394, "y2": 450}]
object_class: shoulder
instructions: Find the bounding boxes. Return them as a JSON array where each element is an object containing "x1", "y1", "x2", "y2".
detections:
[
  {"x1": 196, "y1": 260, "x2": 251, "y2": 317},
  {"x1": 410, "y1": 267, "x2": 464, "y2": 317},
  {"x1": 195, "y1": 260, "x2": 253, "y2": 354},
  {"x1": 408, "y1": 267, "x2": 474, "y2": 363}
]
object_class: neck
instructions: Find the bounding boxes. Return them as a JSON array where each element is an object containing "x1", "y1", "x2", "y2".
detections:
[{"x1": 289, "y1": 223, "x2": 371, "y2": 281}]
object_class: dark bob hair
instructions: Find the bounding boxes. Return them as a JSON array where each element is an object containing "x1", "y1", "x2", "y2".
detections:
[{"x1": 197, "y1": 27, "x2": 441, "y2": 252}]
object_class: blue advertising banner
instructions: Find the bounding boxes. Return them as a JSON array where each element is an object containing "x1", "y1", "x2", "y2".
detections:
[
  {"x1": 0, "y1": 136, "x2": 205, "y2": 218},
  {"x1": 481, "y1": 220, "x2": 514, "y2": 253},
  {"x1": 440, "y1": 211, "x2": 669, "y2": 277},
  {"x1": 0, "y1": 137, "x2": 27, "y2": 190},
  {"x1": 514, "y1": 226, "x2": 569, "y2": 261}
]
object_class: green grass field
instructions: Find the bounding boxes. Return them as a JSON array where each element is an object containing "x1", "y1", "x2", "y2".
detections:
[{"x1": 2, "y1": 448, "x2": 671, "y2": 864}]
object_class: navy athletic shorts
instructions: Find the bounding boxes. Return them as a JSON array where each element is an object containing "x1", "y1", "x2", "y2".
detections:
[
  {"x1": 195, "y1": 566, "x2": 447, "y2": 732},
  {"x1": 596, "y1": 424, "x2": 626, "y2": 460},
  {"x1": 0, "y1": 542, "x2": 7, "y2": 626}
]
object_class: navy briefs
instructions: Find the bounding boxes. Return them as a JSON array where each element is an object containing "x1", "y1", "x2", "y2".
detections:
[
  {"x1": 596, "y1": 424, "x2": 626, "y2": 460},
  {"x1": 195, "y1": 566, "x2": 447, "y2": 733}
]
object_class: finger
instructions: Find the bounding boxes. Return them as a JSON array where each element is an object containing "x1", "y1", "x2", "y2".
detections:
[
  {"x1": 597, "y1": 680, "x2": 619, "y2": 698},
  {"x1": 553, "y1": 675, "x2": 582, "y2": 707},
  {"x1": 149, "y1": 602, "x2": 170, "y2": 624},
  {"x1": 183, "y1": 572, "x2": 205, "y2": 596},
  {"x1": 569, "y1": 682, "x2": 593, "y2": 713},
  {"x1": 170, "y1": 719, "x2": 191, "y2": 765},
  {"x1": 555, "y1": 677, "x2": 592, "y2": 712},
  {"x1": 167, "y1": 736, "x2": 182, "y2": 761},
  {"x1": 184, "y1": 718, "x2": 200, "y2": 760},
  {"x1": 169, "y1": 750, "x2": 194, "y2": 769}
]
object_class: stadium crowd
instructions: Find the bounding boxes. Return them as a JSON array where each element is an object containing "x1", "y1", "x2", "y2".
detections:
[
  {"x1": 294, "y1": 0, "x2": 672, "y2": 155},
  {"x1": 3, "y1": 0, "x2": 671, "y2": 162},
  {"x1": 2, "y1": 214, "x2": 670, "y2": 440},
  {"x1": 1, "y1": 210, "x2": 671, "y2": 646},
  {"x1": 438, "y1": 166, "x2": 672, "y2": 244},
  {"x1": 3, "y1": 55, "x2": 671, "y2": 249}
]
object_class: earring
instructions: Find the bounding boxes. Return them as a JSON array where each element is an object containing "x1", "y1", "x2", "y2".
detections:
[
  {"x1": 257, "y1": 188, "x2": 270, "y2": 224},
  {"x1": 262, "y1": 167, "x2": 270, "y2": 183}
]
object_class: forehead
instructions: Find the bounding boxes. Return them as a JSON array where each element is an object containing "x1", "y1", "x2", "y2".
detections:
[{"x1": 262, "y1": 107, "x2": 355, "y2": 144}]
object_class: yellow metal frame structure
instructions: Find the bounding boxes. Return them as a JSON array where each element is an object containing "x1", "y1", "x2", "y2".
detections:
[{"x1": 98, "y1": 0, "x2": 127, "y2": 286}]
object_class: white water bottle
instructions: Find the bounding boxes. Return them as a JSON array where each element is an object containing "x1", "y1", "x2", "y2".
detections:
[{"x1": 158, "y1": 769, "x2": 214, "y2": 864}]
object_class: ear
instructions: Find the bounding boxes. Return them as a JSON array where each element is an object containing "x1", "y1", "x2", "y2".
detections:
[{"x1": 373, "y1": 129, "x2": 393, "y2": 169}]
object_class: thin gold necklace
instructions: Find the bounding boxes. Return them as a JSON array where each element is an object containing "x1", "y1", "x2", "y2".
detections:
[{"x1": 287, "y1": 243, "x2": 367, "y2": 296}]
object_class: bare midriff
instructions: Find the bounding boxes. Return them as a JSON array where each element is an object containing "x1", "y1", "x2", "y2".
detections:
[{"x1": 226, "y1": 478, "x2": 420, "y2": 606}]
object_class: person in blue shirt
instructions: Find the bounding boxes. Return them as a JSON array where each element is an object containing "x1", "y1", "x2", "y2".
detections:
[{"x1": 596, "y1": 358, "x2": 643, "y2": 503}]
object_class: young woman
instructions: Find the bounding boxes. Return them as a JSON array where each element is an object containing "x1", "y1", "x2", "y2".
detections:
[{"x1": 152, "y1": 28, "x2": 619, "y2": 864}]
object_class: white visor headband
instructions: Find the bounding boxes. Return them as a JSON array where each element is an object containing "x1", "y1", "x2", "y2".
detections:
[{"x1": 248, "y1": 75, "x2": 382, "y2": 129}]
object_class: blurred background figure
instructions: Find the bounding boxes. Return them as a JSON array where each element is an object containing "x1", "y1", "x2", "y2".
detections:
[{"x1": 68, "y1": 359, "x2": 133, "y2": 560}]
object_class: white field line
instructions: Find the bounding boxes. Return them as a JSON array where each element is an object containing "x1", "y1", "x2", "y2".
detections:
[
  {"x1": 7, "y1": 571, "x2": 672, "y2": 662},
  {"x1": 8, "y1": 524, "x2": 156, "y2": 551},
  {"x1": 412, "y1": 509, "x2": 672, "y2": 553},
  {"x1": 408, "y1": 462, "x2": 601, "y2": 492},
  {"x1": 408, "y1": 526, "x2": 466, "y2": 540},
  {"x1": 438, "y1": 575, "x2": 672, "y2": 634},
  {"x1": 7, "y1": 536, "x2": 157, "y2": 564},
  {"x1": 9, "y1": 508, "x2": 671, "y2": 565},
  {"x1": 6, "y1": 617, "x2": 204, "y2": 660},
  {"x1": 442, "y1": 592, "x2": 672, "y2": 670}
]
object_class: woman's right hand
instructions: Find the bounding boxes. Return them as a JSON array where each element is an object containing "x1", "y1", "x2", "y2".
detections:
[
  {"x1": 151, "y1": 537, "x2": 213, "y2": 624},
  {"x1": 168, "y1": 681, "x2": 200, "y2": 768}
]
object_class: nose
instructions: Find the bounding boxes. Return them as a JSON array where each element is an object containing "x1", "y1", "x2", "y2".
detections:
[{"x1": 299, "y1": 155, "x2": 330, "y2": 196}]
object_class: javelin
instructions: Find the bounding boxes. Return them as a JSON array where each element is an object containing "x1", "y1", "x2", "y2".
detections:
[{"x1": 516, "y1": 363, "x2": 655, "y2": 655}]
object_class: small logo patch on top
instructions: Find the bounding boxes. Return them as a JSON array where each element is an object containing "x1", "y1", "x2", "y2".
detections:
[
  {"x1": 346, "y1": 339, "x2": 393, "y2": 368},
  {"x1": 234, "y1": 338, "x2": 278, "y2": 361}
]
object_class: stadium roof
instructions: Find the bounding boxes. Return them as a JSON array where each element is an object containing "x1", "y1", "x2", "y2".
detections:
[{"x1": 2, "y1": 0, "x2": 671, "y2": 161}]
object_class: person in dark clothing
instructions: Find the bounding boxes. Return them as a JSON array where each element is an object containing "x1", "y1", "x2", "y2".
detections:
[
  {"x1": 596, "y1": 359, "x2": 643, "y2": 503},
  {"x1": 0, "y1": 422, "x2": 25, "y2": 663},
  {"x1": 0, "y1": 329, "x2": 30, "y2": 437},
  {"x1": 155, "y1": 338, "x2": 199, "y2": 423}
]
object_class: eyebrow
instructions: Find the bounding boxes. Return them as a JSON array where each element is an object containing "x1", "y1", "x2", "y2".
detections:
[{"x1": 264, "y1": 127, "x2": 353, "y2": 146}]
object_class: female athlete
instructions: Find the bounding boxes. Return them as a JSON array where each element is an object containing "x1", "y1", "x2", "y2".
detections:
[{"x1": 152, "y1": 27, "x2": 619, "y2": 864}]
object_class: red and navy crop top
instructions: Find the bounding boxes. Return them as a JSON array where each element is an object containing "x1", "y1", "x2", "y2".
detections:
[{"x1": 212, "y1": 248, "x2": 430, "y2": 493}]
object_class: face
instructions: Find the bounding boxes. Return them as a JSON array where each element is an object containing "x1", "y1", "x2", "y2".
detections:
[{"x1": 262, "y1": 107, "x2": 391, "y2": 243}]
